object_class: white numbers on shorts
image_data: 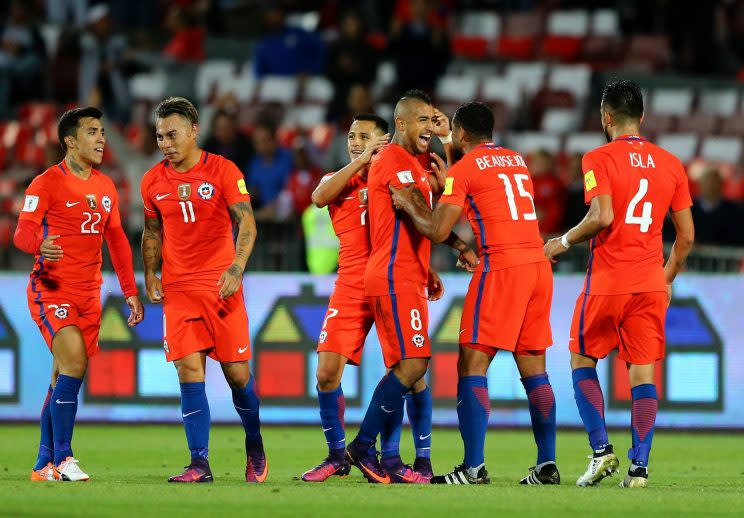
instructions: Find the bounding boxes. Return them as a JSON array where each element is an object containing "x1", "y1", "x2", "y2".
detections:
[
  {"x1": 323, "y1": 307, "x2": 339, "y2": 329},
  {"x1": 410, "y1": 309, "x2": 422, "y2": 331},
  {"x1": 360, "y1": 208, "x2": 367, "y2": 226}
]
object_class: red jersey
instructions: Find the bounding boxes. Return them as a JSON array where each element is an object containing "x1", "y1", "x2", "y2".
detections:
[
  {"x1": 140, "y1": 152, "x2": 250, "y2": 292},
  {"x1": 19, "y1": 162, "x2": 123, "y2": 295},
  {"x1": 581, "y1": 135, "x2": 692, "y2": 295},
  {"x1": 365, "y1": 143, "x2": 432, "y2": 296},
  {"x1": 321, "y1": 172, "x2": 371, "y2": 290},
  {"x1": 439, "y1": 143, "x2": 546, "y2": 272}
]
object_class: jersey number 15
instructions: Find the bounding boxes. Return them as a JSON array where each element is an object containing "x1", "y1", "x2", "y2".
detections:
[{"x1": 498, "y1": 174, "x2": 537, "y2": 221}]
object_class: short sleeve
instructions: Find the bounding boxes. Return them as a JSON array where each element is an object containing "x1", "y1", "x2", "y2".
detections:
[
  {"x1": 18, "y1": 175, "x2": 51, "y2": 224},
  {"x1": 140, "y1": 174, "x2": 157, "y2": 218},
  {"x1": 438, "y1": 163, "x2": 469, "y2": 208},
  {"x1": 385, "y1": 157, "x2": 420, "y2": 189},
  {"x1": 582, "y1": 151, "x2": 611, "y2": 204},
  {"x1": 671, "y1": 163, "x2": 693, "y2": 212},
  {"x1": 221, "y1": 158, "x2": 252, "y2": 206}
]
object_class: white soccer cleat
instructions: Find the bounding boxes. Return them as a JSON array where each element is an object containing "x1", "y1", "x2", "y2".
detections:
[
  {"x1": 54, "y1": 457, "x2": 90, "y2": 482},
  {"x1": 575, "y1": 452, "x2": 619, "y2": 487}
]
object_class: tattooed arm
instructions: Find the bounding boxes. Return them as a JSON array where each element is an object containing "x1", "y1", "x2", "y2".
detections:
[
  {"x1": 218, "y1": 201, "x2": 258, "y2": 298},
  {"x1": 142, "y1": 216, "x2": 164, "y2": 303}
]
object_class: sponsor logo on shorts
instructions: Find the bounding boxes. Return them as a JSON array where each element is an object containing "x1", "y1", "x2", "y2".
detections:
[
  {"x1": 318, "y1": 330, "x2": 328, "y2": 344},
  {"x1": 198, "y1": 182, "x2": 215, "y2": 200},
  {"x1": 102, "y1": 195, "x2": 112, "y2": 213},
  {"x1": 48, "y1": 303, "x2": 70, "y2": 320},
  {"x1": 412, "y1": 333, "x2": 425, "y2": 348}
]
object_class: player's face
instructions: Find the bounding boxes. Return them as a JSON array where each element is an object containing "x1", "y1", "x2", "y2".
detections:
[
  {"x1": 71, "y1": 117, "x2": 105, "y2": 166},
  {"x1": 156, "y1": 114, "x2": 198, "y2": 164},
  {"x1": 347, "y1": 120, "x2": 381, "y2": 160},
  {"x1": 398, "y1": 102, "x2": 434, "y2": 154}
]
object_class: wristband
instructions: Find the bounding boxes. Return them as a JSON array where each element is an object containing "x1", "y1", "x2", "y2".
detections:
[
  {"x1": 438, "y1": 131, "x2": 452, "y2": 144},
  {"x1": 560, "y1": 233, "x2": 571, "y2": 249}
]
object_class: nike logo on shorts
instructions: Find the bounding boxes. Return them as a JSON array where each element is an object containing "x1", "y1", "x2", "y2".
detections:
[{"x1": 238, "y1": 345, "x2": 249, "y2": 354}]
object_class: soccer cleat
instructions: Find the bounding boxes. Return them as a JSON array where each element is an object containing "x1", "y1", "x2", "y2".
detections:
[
  {"x1": 430, "y1": 464, "x2": 490, "y2": 485},
  {"x1": 413, "y1": 457, "x2": 434, "y2": 479},
  {"x1": 381, "y1": 456, "x2": 431, "y2": 484},
  {"x1": 576, "y1": 452, "x2": 620, "y2": 487},
  {"x1": 245, "y1": 441, "x2": 268, "y2": 483},
  {"x1": 30, "y1": 462, "x2": 56, "y2": 482},
  {"x1": 168, "y1": 459, "x2": 213, "y2": 483},
  {"x1": 519, "y1": 462, "x2": 561, "y2": 485},
  {"x1": 54, "y1": 457, "x2": 90, "y2": 482},
  {"x1": 345, "y1": 439, "x2": 390, "y2": 484},
  {"x1": 301, "y1": 455, "x2": 351, "y2": 482},
  {"x1": 620, "y1": 466, "x2": 648, "y2": 488}
]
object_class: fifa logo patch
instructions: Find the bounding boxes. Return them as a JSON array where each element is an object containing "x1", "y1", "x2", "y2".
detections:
[
  {"x1": 412, "y1": 333, "x2": 425, "y2": 348},
  {"x1": 198, "y1": 182, "x2": 215, "y2": 200},
  {"x1": 48, "y1": 303, "x2": 71, "y2": 320},
  {"x1": 584, "y1": 170, "x2": 597, "y2": 192},
  {"x1": 443, "y1": 177, "x2": 454, "y2": 195},
  {"x1": 358, "y1": 188, "x2": 368, "y2": 204},
  {"x1": 86, "y1": 194, "x2": 97, "y2": 210},
  {"x1": 318, "y1": 331, "x2": 328, "y2": 344},
  {"x1": 102, "y1": 195, "x2": 112, "y2": 213},
  {"x1": 178, "y1": 183, "x2": 191, "y2": 200}
]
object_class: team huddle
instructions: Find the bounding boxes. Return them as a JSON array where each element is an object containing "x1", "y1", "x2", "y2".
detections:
[{"x1": 14, "y1": 79, "x2": 695, "y2": 488}]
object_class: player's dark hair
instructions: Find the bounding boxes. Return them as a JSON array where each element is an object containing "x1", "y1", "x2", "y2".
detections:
[
  {"x1": 601, "y1": 79, "x2": 643, "y2": 123},
  {"x1": 353, "y1": 113, "x2": 389, "y2": 134},
  {"x1": 401, "y1": 89, "x2": 432, "y2": 105},
  {"x1": 452, "y1": 101, "x2": 494, "y2": 140},
  {"x1": 154, "y1": 96, "x2": 199, "y2": 125},
  {"x1": 57, "y1": 107, "x2": 103, "y2": 152}
]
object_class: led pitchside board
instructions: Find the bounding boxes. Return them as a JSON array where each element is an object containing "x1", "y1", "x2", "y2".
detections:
[{"x1": 0, "y1": 306, "x2": 19, "y2": 403}]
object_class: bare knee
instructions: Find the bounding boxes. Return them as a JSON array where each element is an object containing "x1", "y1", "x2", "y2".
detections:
[
  {"x1": 411, "y1": 377, "x2": 427, "y2": 393},
  {"x1": 316, "y1": 366, "x2": 343, "y2": 392},
  {"x1": 175, "y1": 354, "x2": 206, "y2": 383},
  {"x1": 221, "y1": 362, "x2": 251, "y2": 389},
  {"x1": 394, "y1": 358, "x2": 428, "y2": 387},
  {"x1": 514, "y1": 353, "x2": 546, "y2": 378},
  {"x1": 457, "y1": 345, "x2": 491, "y2": 378},
  {"x1": 570, "y1": 351, "x2": 597, "y2": 371},
  {"x1": 51, "y1": 327, "x2": 87, "y2": 378}
]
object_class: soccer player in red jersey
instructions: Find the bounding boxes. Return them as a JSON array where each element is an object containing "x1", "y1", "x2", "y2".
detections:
[
  {"x1": 14, "y1": 107, "x2": 143, "y2": 482},
  {"x1": 344, "y1": 90, "x2": 476, "y2": 484},
  {"x1": 390, "y1": 102, "x2": 559, "y2": 486},
  {"x1": 545, "y1": 80, "x2": 695, "y2": 488},
  {"x1": 140, "y1": 97, "x2": 265, "y2": 484}
]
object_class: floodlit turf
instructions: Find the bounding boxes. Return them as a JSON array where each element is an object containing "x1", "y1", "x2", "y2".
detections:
[{"x1": 0, "y1": 424, "x2": 741, "y2": 517}]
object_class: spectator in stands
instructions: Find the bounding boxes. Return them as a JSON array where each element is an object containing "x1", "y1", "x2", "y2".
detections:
[
  {"x1": 387, "y1": 0, "x2": 450, "y2": 95},
  {"x1": 203, "y1": 109, "x2": 254, "y2": 174},
  {"x1": 325, "y1": 10, "x2": 379, "y2": 125},
  {"x1": 253, "y1": 5, "x2": 325, "y2": 78},
  {"x1": 245, "y1": 117, "x2": 294, "y2": 220},
  {"x1": 0, "y1": 0, "x2": 46, "y2": 119},
  {"x1": 528, "y1": 149, "x2": 566, "y2": 235},
  {"x1": 277, "y1": 139, "x2": 324, "y2": 220},
  {"x1": 162, "y1": 5, "x2": 206, "y2": 63},
  {"x1": 563, "y1": 152, "x2": 586, "y2": 230},
  {"x1": 79, "y1": 4, "x2": 131, "y2": 122},
  {"x1": 46, "y1": 0, "x2": 87, "y2": 27},
  {"x1": 325, "y1": 83, "x2": 375, "y2": 170},
  {"x1": 691, "y1": 167, "x2": 744, "y2": 246}
]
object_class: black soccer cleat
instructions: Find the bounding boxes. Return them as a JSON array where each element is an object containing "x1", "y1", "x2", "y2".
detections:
[
  {"x1": 519, "y1": 461, "x2": 560, "y2": 485},
  {"x1": 430, "y1": 464, "x2": 490, "y2": 485}
]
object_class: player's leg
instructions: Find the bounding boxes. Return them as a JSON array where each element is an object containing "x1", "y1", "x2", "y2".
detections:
[
  {"x1": 405, "y1": 376, "x2": 433, "y2": 477},
  {"x1": 168, "y1": 351, "x2": 213, "y2": 483},
  {"x1": 31, "y1": 359, "x2": 57, "y2": 481},
  {"x1": 515, "y1": 353, "x2": 559, "y2": 485},
  {"x1": 50, "y1": 325, "x2": 88, "y2": 481},
  {"x1": 620, "y1": 362, "x2": 656, "y2": 488}
]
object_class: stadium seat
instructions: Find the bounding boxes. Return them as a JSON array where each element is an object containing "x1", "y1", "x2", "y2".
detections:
[
  {"x1": 372, "y1": 61, "x2": 396, "y2": 100},
  {"x1": 460, "y1": 11, "x2": 501, "y2": 39},
  {"x1": 129, "y1": 73, "x2": 167, "y2": 103},
  {"x1": 548, "y1": 64, "x2": 592, "y2": 100},
  {"x1": 651, "y1": 88, "x2": 694, "y2": 116},
  {"x1": 541, "y1": 108, "x2": 579, "y2": 133},
  {"x1": 699, "y1": 89, "x2": 739, "y2": 116},
  {"x1": 540, "y1": 10, "x2": 589, "y2": 61},
  {"x1": 504, "y1": 62, "x2": 547, "y2": 98},
  {"x1": 719, "y1": 115, "x2": 744, "y2": 136},
  {"x1": 288, "y1": 104, "x2": 326, "y2": 129},
  {"x1": 657, "y1": 133, "x2": 699, "y2": 163},
  {"x1": 435, "y1": 76, "x2": 479, "y2": 104},
  {"x1": 591, "y1": 9, "x2": 620, "y2": 36},
  {"x1": 700, "y1": 136, "x2": 743, "y2": 164},
  {"x1": 676, "y1": 112, "x2": 719, "y2": 135},
  {"x1": 195, "y1": 60, "x2": 237, "y2": 102},
  {"x1": 627, "y1": 35, "x2": 671, "y2": 70},
  {"x1": 451, "y1": 35, "x2": 490, "y2": 59},
  {"x1": 481, "y1": 77, "x2": 521, "y2": 111},
  {"x1": 506, "y1": 132, "x2": 562, "y2": 154},
  {"x1": 216, "y1": 71, "x2": 256, "y2": 102},
  {"x1": 257, "y1": 76, "x2": 299, "y2": 104},
  {"x1": 497, "y1": 12, "x2": 542, "y2": 60},
  {"x1": 564, "y1": 133, "x2": 605, "y2": 155},
  {"x1": 18, "y1": 103, "x2": 57, "y2": 128},
  {"x1": 303, "y1": 77, "x2": 334, "y2": 104}
]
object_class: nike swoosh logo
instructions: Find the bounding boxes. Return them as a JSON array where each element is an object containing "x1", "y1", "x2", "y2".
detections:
[
  {"x1": 182, "y1": 409, "x2": 201, "y2": 418},
  {"x1": 55, "y1": 399, "x2": 76, "y2": 404},
  {"x1": 322, "y1": 427, "x2": 333, "y2": 432},
  {"x1": 234, "y1": 405, "x2": 256, "y2": 412},
  {"x1": 569, "y1": 338, "x2": 574, "y2": 342},
  {"x1": 65, "y1": 201, "x2": 80, "y2": 207},
  {"x1": 418, "y1": 433, "x2": 431, "y2": 440},
  {"x1": 344, "y1": 196, "x2": 355, "y2": 200},
  {"x1": 456, "y1": 400, "x2": 462, "y2": 407},
  {"x1": 156, "y1": 193, "x2": 171, "y2": 200},
  {"x1": 238, "y1": 345, "x2": 249, "y2": 354},
  {"x1": 381, "y1": 406, "x2": 394, "y2": 413},
  {"x1": 459, "y1": 329, "x2": 467, "y2": 335}
]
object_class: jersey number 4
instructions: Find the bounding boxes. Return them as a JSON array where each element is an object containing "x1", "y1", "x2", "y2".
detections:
[
  {"x1": 498, "y1": 174, "x2": 536, "y2": 221},
  {"x1": 625, "y1": 178, "x2": 653, "y2": 233}
]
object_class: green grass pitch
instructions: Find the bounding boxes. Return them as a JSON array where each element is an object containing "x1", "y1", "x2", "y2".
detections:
[{"x1": 0, "y1": 424, "x2": 741, "y2": 516}]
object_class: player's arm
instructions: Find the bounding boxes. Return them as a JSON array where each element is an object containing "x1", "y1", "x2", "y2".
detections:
[
  {"x1": 105, "y1": 224, "x2": 144, "y2": 326},
  {"x1": 311, "y1": 132, "x2": 389, "y2": 207},
  {"x1": 141, "y1": 215, "x2": 164, "y2": 303},
  {"x1": 664, "y1": 208, "x2": 695, "y2": 297},
  {"x1": 15, "y1": 180, "x2": 62, "y2": 260},
  {"x1": 544, "y1": 194, "x2": 613, "y2": 260},
  {"x1": 217, "y1": 200, "x2": 257, "y2": 299}
]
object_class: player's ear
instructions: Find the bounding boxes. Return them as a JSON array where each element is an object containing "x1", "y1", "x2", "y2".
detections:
[
  {"x1": 64, "y1": 135, "x2": 76, "y2": 150},
  {"x1": 639, "y1": 112, "x2": 645, "y2": 125}
]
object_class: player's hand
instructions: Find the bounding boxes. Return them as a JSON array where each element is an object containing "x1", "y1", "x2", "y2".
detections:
[
  {"x1": 126, "y1": 295, "x2": 144, "y2": 326},
  {"x1": 666, "y1": 283, "x2": 672, "y2": 307},
  {"x1": 218, "y1": 263, "x2": 243, "y2": 299},
  {"x1": 432, "y1": 109, "x2": 450, "y2": 138},
  {"x1": 429, "y1": 152, "x2": 447, "y2": 189},
  {"x1": 145, "y1": 273, "x2": 163, "y2": 303},
  {"x1": 456, "y1": 246, "x2": 479, "y2": 273},
  {"x1": 359, "y1": 133, "x2": 390, "y2": 164},
  {"x1": 389, "y1": 184, "x2": 416, "y2": 210},
  {"x1": 427, "y1": 269, "x2": 445, "y2": 301},
  {"x1": 40, "y1": 235, "x2": 62, "y2": 262},
  {"x1": 544, "y1": 237, "x2": 568, "y2": 262}
]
